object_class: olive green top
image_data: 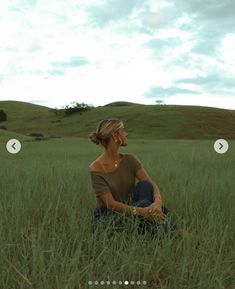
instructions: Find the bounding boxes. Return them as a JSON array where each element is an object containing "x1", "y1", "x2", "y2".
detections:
[{"x1": 89, "y1": 153, "x2": 142, "y2": 206}]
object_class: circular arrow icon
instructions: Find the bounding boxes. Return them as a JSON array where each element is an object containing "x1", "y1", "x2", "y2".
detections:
[
  {"x1": 214, "y1": 139, "x2": 229, "y2": 154},
  {"x1": 6, "y1": 139, "x2": 22, "y2": 154}
]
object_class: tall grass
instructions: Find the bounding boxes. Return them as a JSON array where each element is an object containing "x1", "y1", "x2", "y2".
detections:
[{"x1": 0, "y1": 137, "x2": 234, "y2": 289}]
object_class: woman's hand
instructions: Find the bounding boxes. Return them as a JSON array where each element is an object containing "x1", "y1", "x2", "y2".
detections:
[
  {"x1": 148, "y1": 202, "x2": 162, "y2": 214},
  {"x1": 141, "y1": 205, "x2": 166, "y2": 223}
]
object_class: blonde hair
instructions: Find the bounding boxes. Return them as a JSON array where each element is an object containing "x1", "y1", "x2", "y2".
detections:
[{"x1": 89, "y1": 118, "x2": 124, "y2": 148}]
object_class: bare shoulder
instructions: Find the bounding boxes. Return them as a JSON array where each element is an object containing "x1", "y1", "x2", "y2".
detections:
[{"x1": 89, "y1": 159, "x2": 101, "y2": 172}]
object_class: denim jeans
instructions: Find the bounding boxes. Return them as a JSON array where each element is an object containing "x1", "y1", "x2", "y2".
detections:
[{"x1": 92, "y1": 180, "x2": 178, "y2": 238}]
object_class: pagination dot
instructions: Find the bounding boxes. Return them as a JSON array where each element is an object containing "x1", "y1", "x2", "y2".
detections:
[{"x1": 88, "y1": 279, "x2": 147, "y2": 286}]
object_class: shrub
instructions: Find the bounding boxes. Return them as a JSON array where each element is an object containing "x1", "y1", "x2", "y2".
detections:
[
  {"x1": 51, "y1": 120, "x2": 61, "y2": 123},
  {"x1": 28, "y1": 133, "x2": 44, "y2": 137},
  {"x1": 34, "y1": 137, "x2": 49, "y2": 141},
  {"x1": 50, "y1": 102, "x2": 94, "y2": 117},
  {"x1": 0, "y1": 110, "x2": 7, "y2": 122}
]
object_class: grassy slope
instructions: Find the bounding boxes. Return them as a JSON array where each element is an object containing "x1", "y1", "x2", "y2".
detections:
[
  {"x1": 0, "y1": 100, "x2": 235, "y2": 139},
  {"x1": 0, "y1": 130, "x2": 33, "y2": 143}
]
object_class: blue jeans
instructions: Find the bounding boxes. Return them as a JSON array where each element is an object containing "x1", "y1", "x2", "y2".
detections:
[{"x1": 92, "y1": 180, "x2": 178, "y2": 238}]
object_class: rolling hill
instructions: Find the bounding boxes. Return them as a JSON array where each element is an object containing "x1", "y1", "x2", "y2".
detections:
[{"x1": 0, "y1": 100, "x2": 235, "y2": 139}]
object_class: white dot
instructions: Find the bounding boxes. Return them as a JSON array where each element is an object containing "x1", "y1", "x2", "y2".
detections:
[
  {"x1": 143, "y1": 280, "x2": 147, "y2": 285},
  {"x1": 88, "y1": 281, "x2": 92, "y2": 285},
  {"x1": 130, "y1": 281, "x2": 135, "y2": 285},
  {"x1": 137, "y1": 280, "x2": 141, "y2": 285},
  {"x1": 94, "y1": 281, "x2": 99, "y2": 285},
  {"x1": 106, "y1": 280, "x2": 111, "y2": 285},
  {"x1": 124, "y1": 280, "x2": 129, "y2": 285},
  {"x1": 112, "y1": 281, "x2": 117, "y2": 285},
  {"x1": 100, "y1": 280, "x2": 105, "y2": 285},
  {"x1": 119, "y1": 281, "x2": 123, "y2": 285}
]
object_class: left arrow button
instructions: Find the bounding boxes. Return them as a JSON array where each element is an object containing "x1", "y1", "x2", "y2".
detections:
[{"x1": 6, "y1": 139, "x2": 22, "y2": 154}]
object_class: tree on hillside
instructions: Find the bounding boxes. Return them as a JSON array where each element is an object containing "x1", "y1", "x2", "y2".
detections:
[
  {"x1": 155, "y1": 100, "x2": 165, "y2": 105},
  {"x1": 61, "y1": 101, "x2": 94, "y2": 116},
  {"x1": 0, "y1": 110, "x2": 7, "y2": 122},
  {"x1": 50, "y1": 102, "x2": 94, "y2": 116}
]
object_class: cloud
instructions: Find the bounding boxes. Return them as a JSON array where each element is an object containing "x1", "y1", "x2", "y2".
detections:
[
  {"x1": 27, "y1": 42, "x2": 41, "y2": 53},
  {"x1": 0, "y1": 75, "x2": 5, "y2": 83},
  {"x1": 175, "y1": 0, "x2": 235, "y2": 21},
  {"x1": 51, "y1": 57, "x2": 89, "y2": 69},
  {"x1": 47, "y1": 70, "x2": 64, "y2": 76},
  {"x1": 173, "y1": 0, "x2": 235, "y2": 57},
  {"x1": 142, "y1": 2, "x2": 183, "y2": 30},
  {"x1": 176, "y1": 74, "x2": 235, "y2": 95},
  {"x1": 145, "y1": 86, "x2": 199, "y2": 98},
  {"x1": 144, "y1": 37, "x2": 182, "y2": 57},
  {"x1": 191, "y1": 31, "x2": 221, "y2": 56},
  {"x1": 87, "y1": 0, "x2": 143, "y2": 26},
  {"x1": 46, "y1": 56, "x2": 89, "y2": 77},
  {"x1": 176, "y1": 74, "x2": 234, "y2": 87}
]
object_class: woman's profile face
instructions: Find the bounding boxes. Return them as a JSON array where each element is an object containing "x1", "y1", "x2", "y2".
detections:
[{"x1": 118, "y1": 126, "x2": 128, "y2": 146}]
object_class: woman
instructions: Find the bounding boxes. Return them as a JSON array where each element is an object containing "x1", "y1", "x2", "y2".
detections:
[{"x1": 88, "y1": 118, "x2": 179, "y2": 238}]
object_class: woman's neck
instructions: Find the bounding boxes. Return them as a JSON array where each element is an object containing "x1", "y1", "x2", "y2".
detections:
[{"x1": 101, "y1": 151, "x2": 120, "y2": 161}]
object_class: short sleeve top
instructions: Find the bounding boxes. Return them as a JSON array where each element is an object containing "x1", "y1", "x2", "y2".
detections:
[{"x1": 89, "y1": 153, "x2": 142, "y2": 205}]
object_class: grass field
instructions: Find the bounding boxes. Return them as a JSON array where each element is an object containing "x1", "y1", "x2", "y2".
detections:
[{"x1": 0, "y1": 136, "x2": 234, "y2": 289}]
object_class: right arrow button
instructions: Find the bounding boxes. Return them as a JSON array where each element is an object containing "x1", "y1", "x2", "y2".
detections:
[{"x1": 214, "y1": 139, "x2": 229, "y2": 154}]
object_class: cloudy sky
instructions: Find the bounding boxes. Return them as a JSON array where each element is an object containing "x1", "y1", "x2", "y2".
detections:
[{"x1": 0, "y1": 0, "x2": 235, "y2": 109}]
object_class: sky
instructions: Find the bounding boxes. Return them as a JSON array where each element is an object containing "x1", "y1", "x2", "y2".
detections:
[{"x1": 0, "y1": 0, "x2": 235, "y2": 109}]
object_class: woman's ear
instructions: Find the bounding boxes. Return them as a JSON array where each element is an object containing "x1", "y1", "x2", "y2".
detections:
[
  {"x1": 117, "y1": 136, "x2": 123, "y2": 145},
  {"x1": 113, "y1": 131, "x2": 122, "y2": 144},
  {"x1": 111, "y1": 132, "x2": 117, "y2": 142}
]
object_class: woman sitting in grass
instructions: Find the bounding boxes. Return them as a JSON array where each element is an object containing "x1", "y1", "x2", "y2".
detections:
[{"x1": 88, "y1": 118, "x2": 181, "y2": 238}]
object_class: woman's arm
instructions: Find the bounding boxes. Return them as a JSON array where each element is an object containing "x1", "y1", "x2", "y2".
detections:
[
  {"x1": 99, "y1": 191, "x2": 165, "y2": 221},
  {"x1": 152, "y1": 182, "x2": 163, "y2": 206},
  {"x1": 99, "y1": 191, "x2": 146, "y2": 217}
]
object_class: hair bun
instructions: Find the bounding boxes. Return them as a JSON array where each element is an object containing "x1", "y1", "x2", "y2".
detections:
[{"x1": 89, "y1": 132, "x2": 100, "y2": 145}]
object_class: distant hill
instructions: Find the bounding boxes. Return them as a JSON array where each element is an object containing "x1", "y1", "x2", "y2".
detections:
[
  {"x1": 0, "y1": 100, "x2": 49, "y2": 112},
  {"x1": 0, "y1": 100, "x2": 235, "y2": 139},
  {"x1": 104, "y1": 101, "x2": 141, "y2": 107}
]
